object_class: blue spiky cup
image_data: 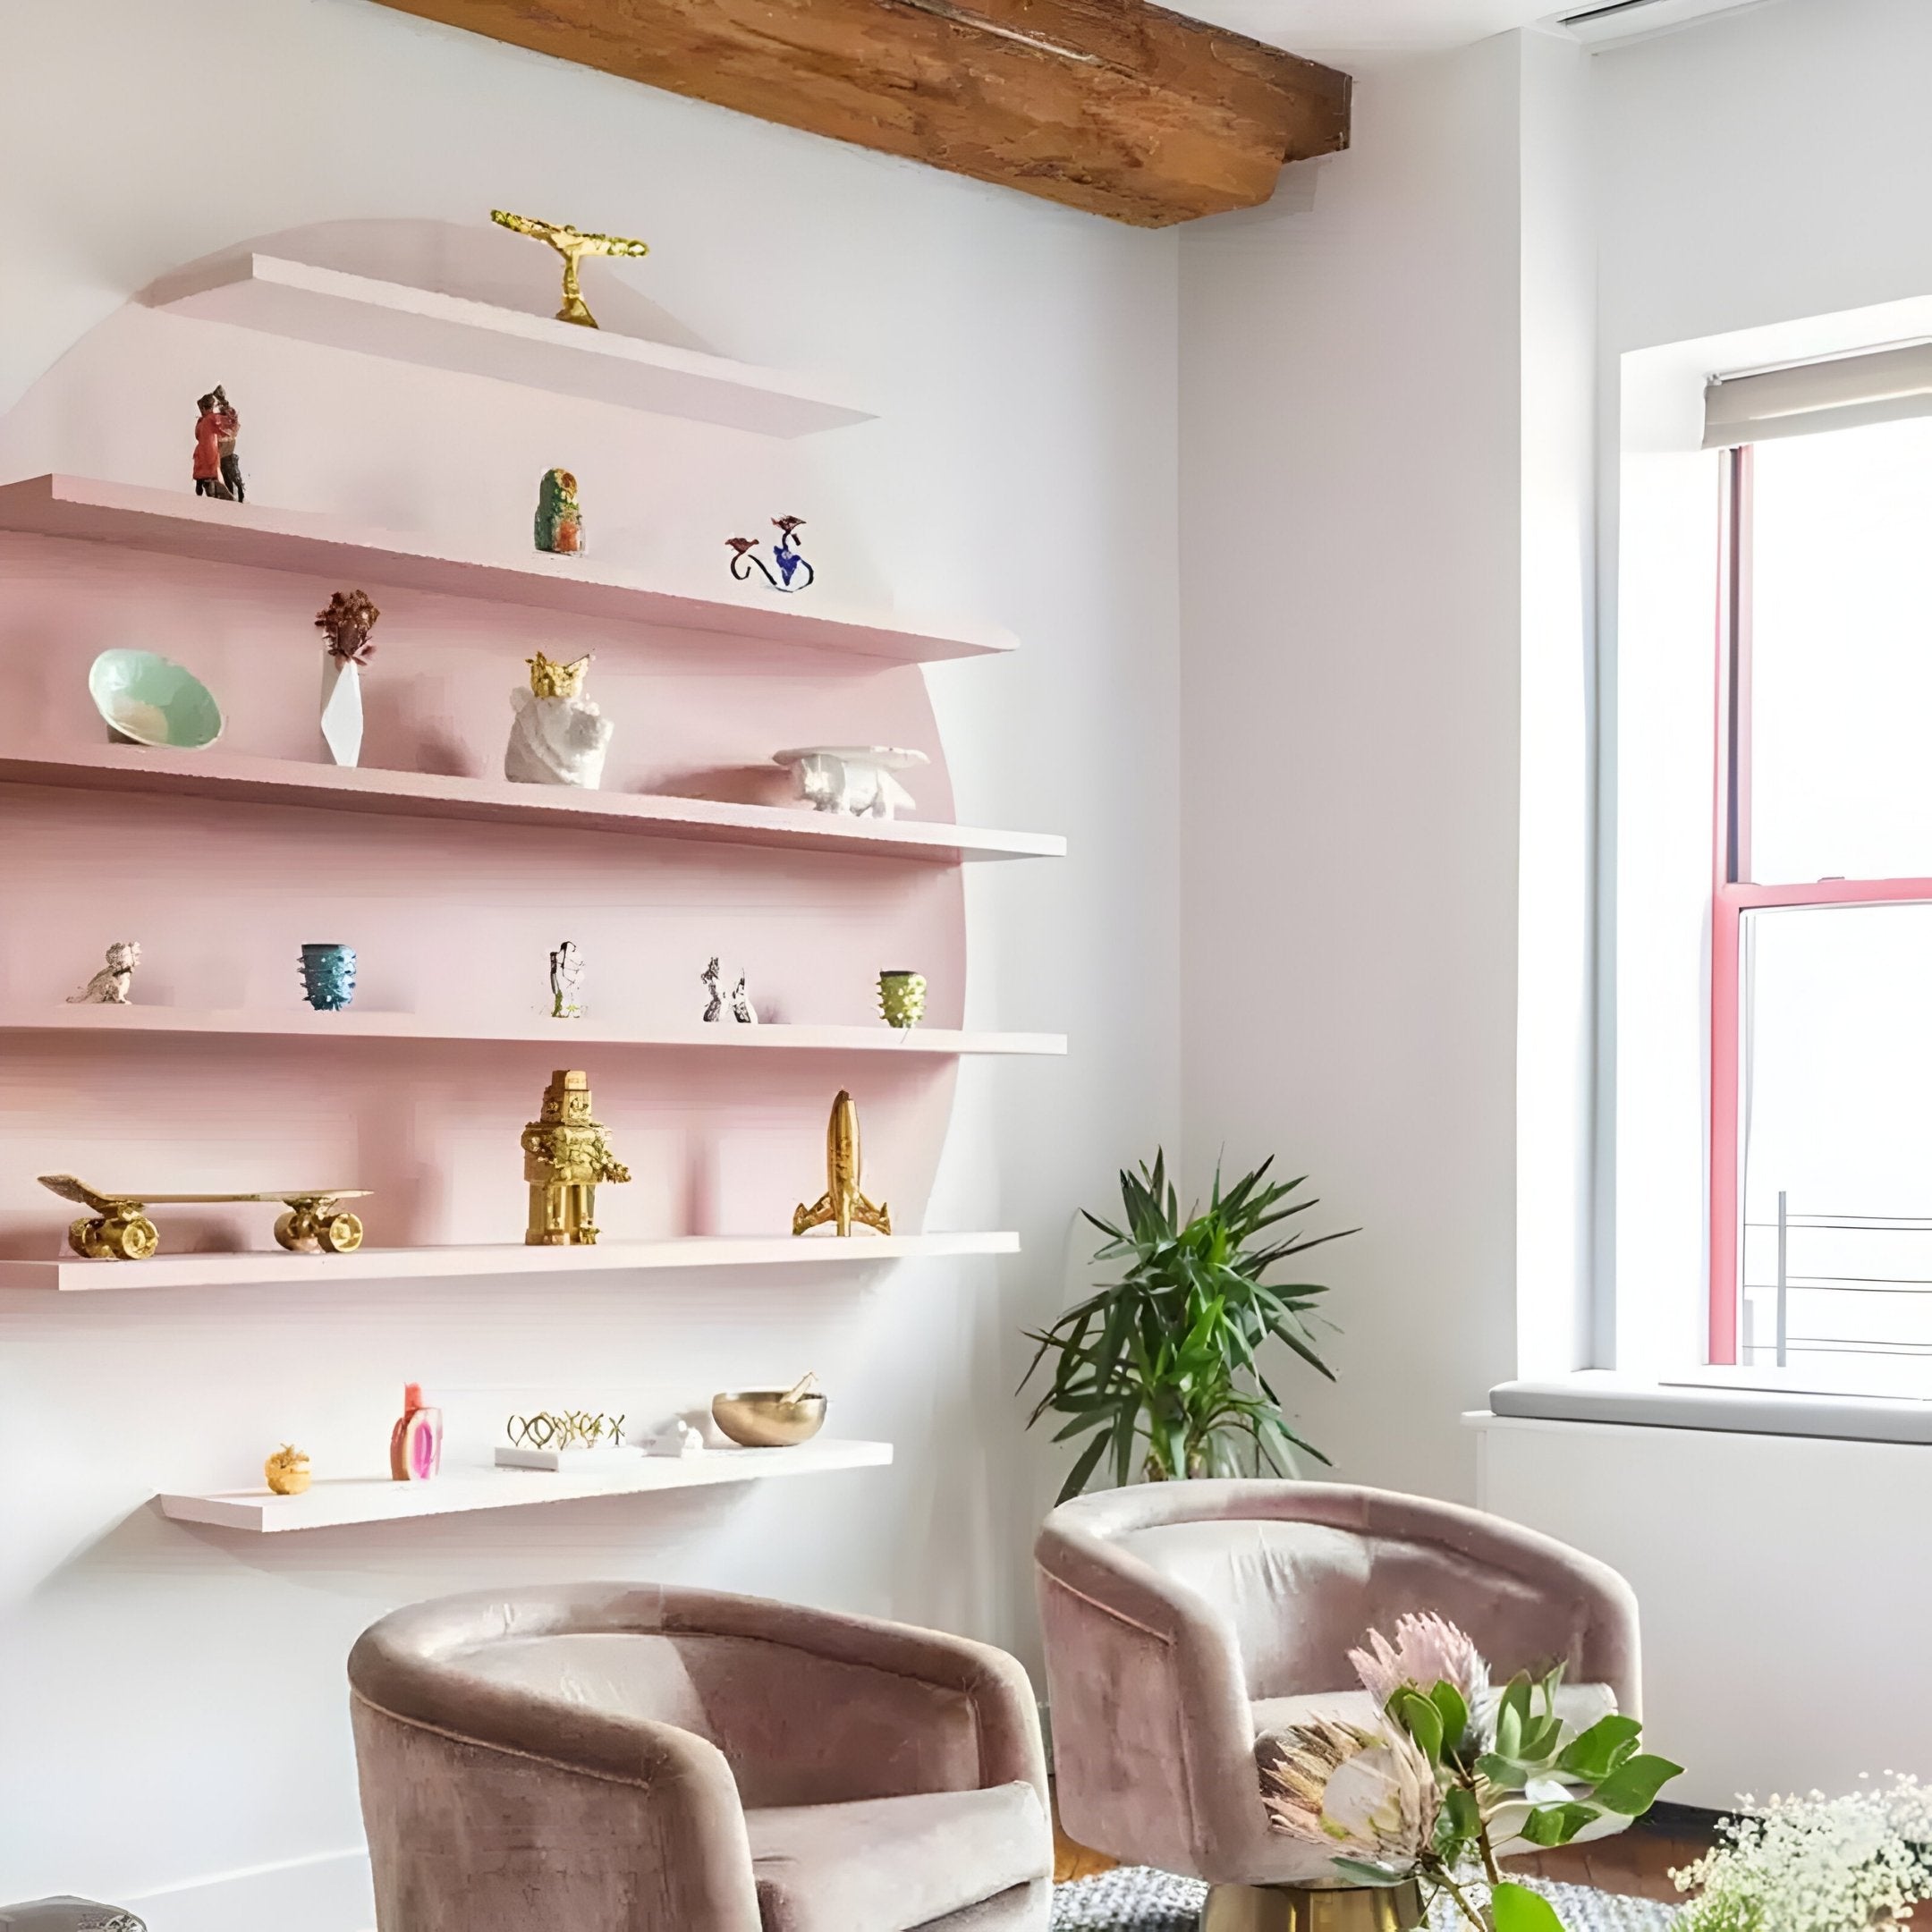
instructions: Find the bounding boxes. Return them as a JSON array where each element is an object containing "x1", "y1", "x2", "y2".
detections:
[{"x1": 300, "y1": 944, "x2": 357, "y2": 1012}]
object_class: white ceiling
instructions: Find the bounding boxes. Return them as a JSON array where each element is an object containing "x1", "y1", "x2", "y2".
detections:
[{"x1": 1164, "y1": 1, "x2": 1558, "y2": 57}]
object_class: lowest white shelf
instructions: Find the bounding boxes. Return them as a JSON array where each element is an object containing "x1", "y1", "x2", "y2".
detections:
[
  {"x1": 159, "y1": 1439, "x2": 894, "y2": 1533},
  {"x1": 0, "y1": 1004, "x2": 1066, "y2": 1058},
  {"x1": 0, "y1": 1232, "x2": 1020, "y2": 1293},
  {"x1": 146, "y1": 253, "x2": 876, "y2": 437}
]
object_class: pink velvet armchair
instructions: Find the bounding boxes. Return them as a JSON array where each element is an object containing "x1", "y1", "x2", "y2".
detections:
[
  {"x1": 1035, "y1": 1481, "x2": 1641, "y2": 1894},
  {"x1": 348, "y1": 1582, "x2": 1053, "y2": 1932}
]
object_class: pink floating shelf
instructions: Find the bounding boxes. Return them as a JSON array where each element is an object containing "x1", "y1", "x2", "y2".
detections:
[
  {"x1": 0, "y1": 1232, "x2": 1021, "y2": 1294},
  {"x1": 0, "y1": 475, "x2": 1014, "y2": 665},
  {"x1": 0, "y1": 1004, "x2": 1066, "y2": 1057},
  {"x1": 145, "y1": 252, "x2": 876, "y2": 437},
  {"x1": 0, "y1": 744, "x2": 1065, "y2": 865}
]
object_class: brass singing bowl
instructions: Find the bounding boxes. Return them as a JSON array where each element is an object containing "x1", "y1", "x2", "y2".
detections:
[{"x1": 711, "y1": 1389, "x2": 826, "y2": 1447}]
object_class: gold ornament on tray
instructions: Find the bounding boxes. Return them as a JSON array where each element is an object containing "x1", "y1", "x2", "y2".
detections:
[
  {"x1": 521, "y1": 1070, "x2": 630, "y2": 1246},
  {"x1": 792, "y1": 1090, "x2": 891, "y2": 1238},
  {"x1": 490, "y1": 208, "x2": 649, "y2": 328},
  {"x1": 505, "y1": 1410, "x2": 626, "y2": 1449},
  {"x1": 264, "y1": 1445, "x2": 311, "y2": 1496}
]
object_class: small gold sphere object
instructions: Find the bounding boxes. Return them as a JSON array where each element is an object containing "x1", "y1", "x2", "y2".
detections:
[{"x1": 265, "y1": 1444, "x2": 312, "y2": 1496}]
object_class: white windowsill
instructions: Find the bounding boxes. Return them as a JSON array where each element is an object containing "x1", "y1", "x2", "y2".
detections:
[{"x1": 1472, "y1": 1370, "x2": 1932, "y2": 1445}]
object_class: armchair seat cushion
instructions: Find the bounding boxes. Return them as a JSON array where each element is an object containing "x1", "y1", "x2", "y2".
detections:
[
  {"x1": 1251, "y1": 1679, "x2": 1617, "y2": 1754},
  {"x1": 748, "y1": 1781, "x2": 1051, "y2": 1932}
]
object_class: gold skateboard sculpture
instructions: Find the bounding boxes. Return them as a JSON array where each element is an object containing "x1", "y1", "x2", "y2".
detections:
[{"x1": 38, "y1": 1174, "x2": 370, "y2": 1261}]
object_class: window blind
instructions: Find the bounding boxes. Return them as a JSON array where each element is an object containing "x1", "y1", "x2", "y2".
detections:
[{"x1": 1703, "y1": 341, "x2": 1932, "y2": 449}]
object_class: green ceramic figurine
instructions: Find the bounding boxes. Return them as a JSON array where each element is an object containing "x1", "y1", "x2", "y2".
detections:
[
  {"x1": 534, "y1": 468, "x2": 585, "y2": 555},
  {"x1": 877, "y1": 970, "x2": 927, "y2": 1030}
]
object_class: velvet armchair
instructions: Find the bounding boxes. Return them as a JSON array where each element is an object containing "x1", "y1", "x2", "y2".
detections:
[
  {"x1": 1035, "y1": 1480, "x2": 1641, "y2": 1894},
  {"x1": 348, "y1": 1582, "x2": 1053, "y2": 1932}
]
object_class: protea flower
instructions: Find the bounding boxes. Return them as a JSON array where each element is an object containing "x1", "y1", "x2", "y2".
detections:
[
  {"x1": 1259, "y1": 1716, "x2": 1440, "y2": 1864},
  {"x1": 1350, "y1": 1614, "x2": 1491, "y2": 1728}
]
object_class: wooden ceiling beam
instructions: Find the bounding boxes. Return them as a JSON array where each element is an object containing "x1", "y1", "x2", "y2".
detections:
[{"x1": 369, "y1": 0, "x2": 1352, "y2": 227}]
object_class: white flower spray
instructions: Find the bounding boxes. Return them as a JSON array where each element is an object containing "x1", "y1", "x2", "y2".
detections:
[{"x1": 1674, "y1": 1775, "x2": 1932, "y2": 1932}]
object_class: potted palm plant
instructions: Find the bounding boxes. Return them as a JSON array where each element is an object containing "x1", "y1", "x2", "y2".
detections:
[{"x1": 1021, "y1": 1151, "x2": 1352, "y2": 1500}]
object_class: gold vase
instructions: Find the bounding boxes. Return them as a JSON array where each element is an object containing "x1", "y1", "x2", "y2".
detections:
[{"x1": 1199, "y1": 1882, "x2": 1425, "y2": 1932}]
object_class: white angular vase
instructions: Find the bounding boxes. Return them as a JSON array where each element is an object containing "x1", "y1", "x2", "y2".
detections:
[{"x1": 319, "y1": 658, "x2": 363, "y2": 767}]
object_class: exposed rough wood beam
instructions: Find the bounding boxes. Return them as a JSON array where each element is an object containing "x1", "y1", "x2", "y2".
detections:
[{"x1": 369, "y1": 0, "x2": 1352, "y2": 227}]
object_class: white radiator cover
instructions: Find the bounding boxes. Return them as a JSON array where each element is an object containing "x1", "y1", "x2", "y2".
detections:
[{"x1": 1472, "y1": 1410, "x2": 1932, "y2": 1807}]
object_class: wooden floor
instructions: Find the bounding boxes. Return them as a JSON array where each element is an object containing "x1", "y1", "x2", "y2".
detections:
[{"x1": 1055, "y1": 1811, "x2": 1714, "y2": 1902}]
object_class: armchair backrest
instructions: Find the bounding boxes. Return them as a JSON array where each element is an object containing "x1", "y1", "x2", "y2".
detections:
[
  {"x1": 1114, "y1": 1515, "x2": 1585, "y2": 1698},
  {"x1": 351, "y1": 1581, "x2": 1024, "y2": 1809},
  {"x1": 1042, "y1": 1481, "x2": 1639, "y2": 1712}
]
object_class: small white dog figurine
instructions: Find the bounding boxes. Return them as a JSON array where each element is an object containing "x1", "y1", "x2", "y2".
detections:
[
  {"x1": 505, "y1": 651, "x2": 614, "y2": 790},
  {"x1": 68, "y1": 941, "x2": 140, "y2": 1004}
]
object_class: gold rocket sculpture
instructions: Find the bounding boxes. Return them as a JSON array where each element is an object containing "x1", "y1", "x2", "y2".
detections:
[
  {"x1": 793, "y1": 1089, "x2": 892, "y2": 1238},
  {"x1": 521, "y1": 1070, "x2": 631, "y2": 1246}
]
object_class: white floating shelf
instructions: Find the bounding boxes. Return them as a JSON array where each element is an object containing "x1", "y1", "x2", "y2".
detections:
[
  {"x1": 159, "y1": 1439, "x2": 894, "y2": 1533},
  {"x1": 0, "y1": 476, "x2": 1013, "y2": 664},
  {"x1": 0, "y1": 1004, "x2": 1066, "y2": 1058},
  {"x1": 0, "y1": 1232, "x2": 1020, "y2": 1293},
  {"x1": 145, "y1": 254, "x2": 876, "y2": 438},
  {"x1": 0, "y1": 744, "x2": 1066, "y2": 866}
]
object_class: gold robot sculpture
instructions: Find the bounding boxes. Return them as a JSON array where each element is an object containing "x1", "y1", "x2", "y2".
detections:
[
  {"x1": 490, "y1": 209, "x2": 650, "y2": 328},
  {"x1": 793, "y1": 1090, "x2": 892, "y2": 1238},
  {"x1": 521, "y1": 1070, "x2": 631, "y2": 1246}
]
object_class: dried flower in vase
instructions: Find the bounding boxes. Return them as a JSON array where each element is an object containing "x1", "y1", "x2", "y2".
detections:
[{"x1": 316, "y1": 590, "x2": 380, "y2": 665}]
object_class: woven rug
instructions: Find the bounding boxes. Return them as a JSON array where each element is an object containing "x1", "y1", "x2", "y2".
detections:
[{"x1": 1051, "y1": 1869, "x2": 1678, "y2": 1932}]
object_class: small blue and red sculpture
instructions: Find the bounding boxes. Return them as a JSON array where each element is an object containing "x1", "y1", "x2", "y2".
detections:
[{"x1": 726, "y1": 515, "x2": 815, "y2": 593}]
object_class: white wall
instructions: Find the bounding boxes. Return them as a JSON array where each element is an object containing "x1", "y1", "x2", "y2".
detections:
[
  {"x1": 0, "y1": 2, "x2": 1180, "y2": 1920},
  {"x1": 1595, "y1": 0, "x2": 1932, "y2": 356},
  {"x1": 1177, "y1": 32, "x2": 1595, "y2": 1496},
  {"x1": 1513, "y1": 0, "x2": 1932, "y2": 1806},
  {"x1": 1181, "y1": 0, "x2": 1932, "y2": 1812}
]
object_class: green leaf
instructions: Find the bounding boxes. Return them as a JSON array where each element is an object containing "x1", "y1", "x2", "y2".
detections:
[
  {"x1": 1556, "y1": 1715, "x2": 1643, "y2": 1784},
  {"x1": 1477, "y1": 1753, "x2": 1532, "y2": 1792},
  {"x1": 1500, "y1": 1674, "x2": 1533, "y2": 1734},
  {"x1": 1055, "y1": 1428, "x2": 1113, "y2": 1503},
  {"x1": 1393, "y1": 1687, "x2": 1443, "y2": 1764},
  {"x1": 1496, "y1": 1699, "x2": 1523, "y2": 1763},
  {"x1": 1442, "y1": 1783, "x2": 1481, "y2": 1843},
  {"x1": 1492, "y1": 1882, "x2": 1567, "y2": 1932},
  {"x1": 1518, "y1": 1716, "x2": 1565, "y2": 1766},
  {"x1": 1331, "y1": 1859, "x2": 1411, "y2": 1888},
  {"x1": 1521, "y1": 1801, "x2": 1601, "y2": 1848},
  {"x1": 1429, "y1": 1682, "x2": 1470, "y2": 1753},
  {"x1": 1590, "y1": 1753, "x2": 1683, "y2": 1817}
]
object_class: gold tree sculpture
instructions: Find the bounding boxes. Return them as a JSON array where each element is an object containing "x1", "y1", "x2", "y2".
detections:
[{"x1": 490, "y1": 209, "x2": 650, "y2": 327}]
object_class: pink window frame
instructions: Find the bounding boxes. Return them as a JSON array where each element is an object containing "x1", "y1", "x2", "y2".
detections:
[{"x1": 1706, "y1": 444, "x2": 1932, "y2": 1362}]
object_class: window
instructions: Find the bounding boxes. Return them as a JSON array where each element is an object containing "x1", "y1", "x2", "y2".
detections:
[{"x1": 1712, "y1": 415, "x2": 1932, "y2": 1391}]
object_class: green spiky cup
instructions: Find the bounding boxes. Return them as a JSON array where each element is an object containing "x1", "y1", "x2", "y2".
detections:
[{"x1": 877, "y1": 970, "x2": 927, "y2": 1030}]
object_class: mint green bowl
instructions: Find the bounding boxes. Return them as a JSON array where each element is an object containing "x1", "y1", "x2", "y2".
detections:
[{"x1": 88, "y1": 649, "x2": 224, "y2": 750}]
